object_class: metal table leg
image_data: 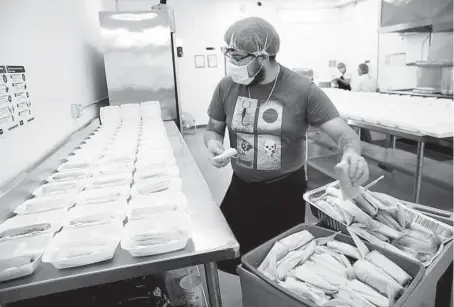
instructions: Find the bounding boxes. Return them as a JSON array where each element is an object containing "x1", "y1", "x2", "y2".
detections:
[
  {"x1": 204, "y1": 262, "x2": 222, "y2": 307},
  {"x1": 435, "y1": 262, "x2": 453, "y2": 307},
  {"x1": 413, "y1": 141, "x2": 425, "y2": 203}
]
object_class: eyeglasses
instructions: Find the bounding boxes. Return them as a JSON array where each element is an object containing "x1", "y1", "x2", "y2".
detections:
[{"x1": 221, "y1": 46, "x2": 254, "y2": 63}]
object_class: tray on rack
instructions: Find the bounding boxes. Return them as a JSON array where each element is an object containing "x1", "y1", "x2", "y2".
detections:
[{"x1": 303, "y1": 181, "x2": 453, "y2": 267}]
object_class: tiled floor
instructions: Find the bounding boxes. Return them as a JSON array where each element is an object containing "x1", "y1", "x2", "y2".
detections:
[{"x1": 183, "y1": 128, "x2": 446, "y2": 307}]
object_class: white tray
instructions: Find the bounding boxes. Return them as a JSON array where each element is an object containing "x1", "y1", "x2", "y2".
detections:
[
  {"x1": 95, "y1": 162, "x2": 135, "y2": 175},
  {"x1": 32, "y1": 180, "x2": 86, "y2": 197},
  {"x1": 65, "y1": 203, "x2": 126, "y2": 228},
  {"x1": 121, "y1": 213, "x2": 191, "y2": 257},
  {"x1": 133, "y1": 166, "x2": 180, "y2": 182},
  {"x1": 0, "y1": 210, "x2": 66, "y2": 241},
  {"x1": 130, "y1": 177, "x2": 182, "y2": 197},
  {"x1": 127, "y1": 193, "x2": 188, "y2": 220},
  {"x1": 0, "y1": 234, "x2": 52, "y2": 282},
  {"x1": 57, "y1": 161, "x2": 95, "y2": 172},
  {"x1": 76, "y1": 185, "x2": 131, "y2": 206},
  {"x1": 46, "y1": 169, "x2": 91, "y2": 183},
  {"x1": 135, "y1": 157, "x2": 177, "y2": 171},
  {"x1": 14, "y1": 195, "x2": 76, "y2": 215},
  {"x1": 86, "y1": 173, "x2": 133, "y2": 189},
  {"x1": 42, "y1": 223, "x2": 122, "y2": 269}
]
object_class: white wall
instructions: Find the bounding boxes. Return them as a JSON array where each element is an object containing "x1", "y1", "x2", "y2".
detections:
[
  {"x1": 0, "y1": 0, "x2": 108, "y2": 188},
  {"x1": 114, "y1": 0, "x2": 368, "y2": 126}
]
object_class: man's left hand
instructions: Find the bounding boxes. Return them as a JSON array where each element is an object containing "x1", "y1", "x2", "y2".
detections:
[{"x1": 341, "y1": 148, "x2": 369, "y2": 187}]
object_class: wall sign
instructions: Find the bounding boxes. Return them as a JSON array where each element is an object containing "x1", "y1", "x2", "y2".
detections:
[
  {"x1": 0, "y1": 65, "x2": 34, "y2": 136},
  {"x1": 194, "y1": 55, "x2": 205, "y2": 68}
]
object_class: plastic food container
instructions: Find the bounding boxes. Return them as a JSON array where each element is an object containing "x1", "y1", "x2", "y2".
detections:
[
  {"x1": 136, "y1": 148, "x2": 174, "y2": 161},
  {"x1": 135, "y1": 157, "x2": 177, "y2": 172},
  {"x1": 121, "y1": 213, "x2": 192, "y2": 257},
  {"x1": 32, "y1": 180, "x2": 86, "y2": 197},
  {"x1": 86, "y1": 172, "x2": 133, "y2": 189},
  {"x1": 0, "y1": 210, "x2": 66, "y2": 242},
  {"x1": 76, "y1": 185, "x2": 131, "y2": 206},
  {"x1": 42, "y1": 222, "x2": 123, "y2": 269},
  {"x1": 131, "y1": 177, "x2": 183, "y2": 197},
  {"x1": 134, "y1": 166, "x2": 180, "y2": 182},
  {"x1": 14, "y1": 195, "x2": 76, "y2": 215},
  {"x1": 46, "y1": 169, "x2": 91, "y2": 183},
  {"x1": 57, "y1": 161, "x2": 95, "y2": 172},
  {"x1": 0, "y1": 234, "x2": 53, "y2": 282},
  {"x1": 127, "y1": 193, "x2": 188, "y2": 220},
  {"x1": 98, "y1": 155, "x2": 136, "y2": 166},
  {"x1": 95, "y1": 162, "x2": 135, "y2": 175},
  {"x1": 65, "y1": 202, "x2": 126, "y2": 228}
]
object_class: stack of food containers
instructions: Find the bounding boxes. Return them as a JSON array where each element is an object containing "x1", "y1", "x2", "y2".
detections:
[
  {"x1": 121, "y1": 102, "x2": 192, "y2": 257},
  {"x1": 0, "y1": 101, "x2": 192, "y2": 282}
]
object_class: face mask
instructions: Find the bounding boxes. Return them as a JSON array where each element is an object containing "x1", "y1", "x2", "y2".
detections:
[{"x1": 227, "y1": 57, "x2": 262, "y2": 85}]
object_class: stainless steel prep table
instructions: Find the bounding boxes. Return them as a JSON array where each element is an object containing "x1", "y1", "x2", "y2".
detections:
[
  {"x1": 0, "y1": 120, "x2": 239, "y2": 307},
  {"x1": 345, "y1": 118, "x2": 451, "y2": 204}
]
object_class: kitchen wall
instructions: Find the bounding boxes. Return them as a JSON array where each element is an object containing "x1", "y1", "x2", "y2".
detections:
[
  {"x1": 113, "y1": 0, "x2": 379, "y2": 125},
  {"x1": 0, "y1": 0, "x2": 108, "y2": 188}
]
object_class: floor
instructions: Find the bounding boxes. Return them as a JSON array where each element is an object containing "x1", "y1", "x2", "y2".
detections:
[{"x1": 183, "y1": 127, "x2": 450, "y2": 307}]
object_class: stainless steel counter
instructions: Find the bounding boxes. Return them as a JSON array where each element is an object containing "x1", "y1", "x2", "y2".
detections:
[{"x1": 0, "y1": 121, "x2": 239, "y2": 306}]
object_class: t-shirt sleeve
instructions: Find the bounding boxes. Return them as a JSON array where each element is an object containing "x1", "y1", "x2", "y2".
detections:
[
  {"x1": 306, "y1": 83, "x2": 340, "y2": 126},
  {"x1": 207, "y1": 79, "x2": 227, "y2": 122}
]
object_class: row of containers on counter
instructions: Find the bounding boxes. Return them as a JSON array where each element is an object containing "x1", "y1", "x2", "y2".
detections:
[
  {"x1": 238, "y1": 179, "x2": 453, "y2": 307},
  {"x1": 322, "y1": 88, "x2": 453, "y2": 137},
  {"x1": 0, "y1": 103, "x2": 194, "y2": 284}
]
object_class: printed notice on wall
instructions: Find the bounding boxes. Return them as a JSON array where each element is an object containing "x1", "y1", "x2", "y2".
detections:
[{"x1": 0, "y1": 65, "x2": 34, "y2": 136}]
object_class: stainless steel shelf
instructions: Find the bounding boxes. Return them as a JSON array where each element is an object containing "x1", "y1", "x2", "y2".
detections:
[{"x1": 0, "y1": 121, "x2": 239, "y2": 306}]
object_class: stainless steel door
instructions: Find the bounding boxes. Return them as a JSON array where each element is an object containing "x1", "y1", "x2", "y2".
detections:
[{"x1": 99, "y1": 11, "x2": 178, "y2": 121}]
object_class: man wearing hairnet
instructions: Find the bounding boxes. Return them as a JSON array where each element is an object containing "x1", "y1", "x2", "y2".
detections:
[{"x1": 204, "y1": 17, "x2": 369, "y2": 275}]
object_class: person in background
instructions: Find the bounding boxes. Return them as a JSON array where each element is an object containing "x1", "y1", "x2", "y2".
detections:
[
  {"x1": 333, "y1": 62, "x2": 352, "y2": 91},
  {"x1": 351, "y1": 63, "x2": 377, "y2": 143},
  {"x1": 204, "y1": 17, "x2": 370, "y2": 275},
  {"x1": 352, "y1": 63, "x2": 377, "y2": 93}
]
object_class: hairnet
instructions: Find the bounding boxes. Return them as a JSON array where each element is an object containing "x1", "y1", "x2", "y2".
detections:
[
  {"x1": 224, "y1": 17, "x2": 280, "y2": 56},
  {"x1": 358, "y1": 63, "x2": 369, "y2": 74}
]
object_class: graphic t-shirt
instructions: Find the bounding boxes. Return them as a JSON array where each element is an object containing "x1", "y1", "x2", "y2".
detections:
[{"x1": 208, "y1": 65, "x2": 340, "y2": 183}]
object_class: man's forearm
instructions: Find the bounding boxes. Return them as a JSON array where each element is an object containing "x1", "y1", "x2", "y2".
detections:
[
  {"x1": 338, "y1": 132, "x2": 361, "y2": 156},
  {"x1": 203, "y1": 130, "x2": 224, "y2": 147}
]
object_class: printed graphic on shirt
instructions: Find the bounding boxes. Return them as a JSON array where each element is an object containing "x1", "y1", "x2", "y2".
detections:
[
  {"x1": 236, "y1": 133, "x2": 254, "y2": 169},
  {"x1": 257, "y1": 100, "x2": 283, "y2": 134},
  {"x1": 257, "y1": 135, "x2": 281, "y2": 170},
  {"x1": 231, "y1": 96, "x2": 258, "y2": 133}
]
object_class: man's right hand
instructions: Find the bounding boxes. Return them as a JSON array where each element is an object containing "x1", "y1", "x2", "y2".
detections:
[{"x1": 207, "y1": 139, "x2": 229, "y2": 168}]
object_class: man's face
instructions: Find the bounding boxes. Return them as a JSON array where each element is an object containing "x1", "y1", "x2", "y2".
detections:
[
  {"x1": 338, "y1": 65, "x2": 346, "y2": 74},
  {"x1": 226, "y1": 49, "x2": 266, "y2": 85}
]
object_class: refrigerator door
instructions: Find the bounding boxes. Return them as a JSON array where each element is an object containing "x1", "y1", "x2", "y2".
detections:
[{"x1": 99, "y1": 11, "x2": 178, "y2": 121}]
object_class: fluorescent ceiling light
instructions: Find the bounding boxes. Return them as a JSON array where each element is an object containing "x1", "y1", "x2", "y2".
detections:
[{"x1": 111, "y1": 13, "x2": 158, "y2": 21}]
